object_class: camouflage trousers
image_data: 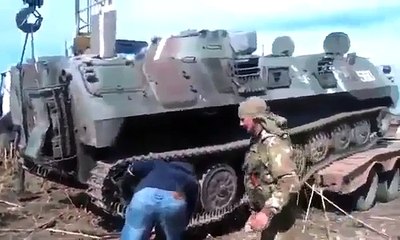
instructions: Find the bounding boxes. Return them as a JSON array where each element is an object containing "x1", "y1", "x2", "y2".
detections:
[{"x1": 259, "y1": 196, "x2": 299, "y2": 240}]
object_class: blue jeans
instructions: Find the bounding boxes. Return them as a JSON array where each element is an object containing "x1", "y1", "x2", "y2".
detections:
[{"x1": 120, "y1": 187, "x2": 188, "y2": 240}]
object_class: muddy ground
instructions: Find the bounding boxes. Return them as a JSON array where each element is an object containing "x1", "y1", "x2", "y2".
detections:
[{"x1": 1, "y1": 161, "x2": 400, "y2": 240}]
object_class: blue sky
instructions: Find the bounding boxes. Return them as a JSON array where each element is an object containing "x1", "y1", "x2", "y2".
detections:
[{"x1": 1, "y1": 0, "x2": 400, "y2": 74}]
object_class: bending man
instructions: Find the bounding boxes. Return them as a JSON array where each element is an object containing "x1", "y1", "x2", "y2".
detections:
[{"x1": 121, "y1": 159, "x2": 199, "y2": 240}]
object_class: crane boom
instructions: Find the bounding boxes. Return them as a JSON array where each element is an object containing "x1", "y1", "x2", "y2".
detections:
[
  {"x1": 17, "y1": 0, "x2": 146, "y2": 57},
  {"x1": 75, "y1": 0, "x2": 106, "y2": 36},
  {"x1": 73, "y1": 0, "x2": 106, "y2": 55}
]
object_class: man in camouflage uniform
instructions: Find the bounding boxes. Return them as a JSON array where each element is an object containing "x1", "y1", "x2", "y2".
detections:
[{"x1": 238, "y1": 96, "x2": 300, "y2": 240}]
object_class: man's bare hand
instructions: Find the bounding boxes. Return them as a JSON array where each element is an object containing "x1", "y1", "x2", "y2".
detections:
[{"x1": 250, "y1": 211, "x2": 270, "y2": 231}]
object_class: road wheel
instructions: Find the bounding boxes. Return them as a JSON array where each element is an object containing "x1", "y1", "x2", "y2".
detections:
[
  {"x1": 376, "y1": 167, "x2": 400, "y2": 202},
  {"x1": 354, "y1": 170, "x2": 378, "y2": 211}
]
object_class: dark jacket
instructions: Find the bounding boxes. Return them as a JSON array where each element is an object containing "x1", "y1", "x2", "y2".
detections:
[{"x1": 127, "y1": 160, "x2": 199, "y2": 219}]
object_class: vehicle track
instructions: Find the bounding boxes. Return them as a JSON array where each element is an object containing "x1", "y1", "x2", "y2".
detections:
[{"x1": 84, "y1": 106, "x2": 386, "y2": 228}]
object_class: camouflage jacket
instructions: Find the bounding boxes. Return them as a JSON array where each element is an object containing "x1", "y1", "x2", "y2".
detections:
[{"x1": 242, "y1": 130, "x2": 299, "y2": 215}]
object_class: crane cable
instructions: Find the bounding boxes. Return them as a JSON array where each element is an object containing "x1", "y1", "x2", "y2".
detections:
[
  {"x1": 14, "y1": 1, "x2": 44, "y2": 146},
  {"x1": 15, "y1": 4, "x2": 43, "y2": 67}
]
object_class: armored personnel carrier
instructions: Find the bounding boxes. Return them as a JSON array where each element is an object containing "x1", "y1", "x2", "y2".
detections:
[{"x1": 7, "y1": 26, "x2": 399, "y2": 228}]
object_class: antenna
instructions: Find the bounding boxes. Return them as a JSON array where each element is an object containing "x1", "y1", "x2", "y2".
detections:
[
  {"x1": 64, "y1": 40, "x2": 68, "y2": 56},
  {"x1": 262, "y1": 44, "x2": 264, "y2": 56}
]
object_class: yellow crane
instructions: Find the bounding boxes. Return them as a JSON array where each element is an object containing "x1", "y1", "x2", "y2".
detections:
[
  {"x1": 73, "y1": 0, "x2": 107, "y2": 55},
  {"x1": 16, "y1": 0, "x2": 147, "y2": 58}
]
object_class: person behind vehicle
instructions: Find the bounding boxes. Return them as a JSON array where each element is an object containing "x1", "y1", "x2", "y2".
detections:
[
  {"x1": 238, "y1": 96, "x2": 300, "y2": 240},
  {"x1": 120, "y1": 159, "x2": 199, "y2": 240}
]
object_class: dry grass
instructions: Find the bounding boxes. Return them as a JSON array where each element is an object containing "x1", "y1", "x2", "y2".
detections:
[{"x1": 0, "y1": 143, "x2": 19, "y2": 193}]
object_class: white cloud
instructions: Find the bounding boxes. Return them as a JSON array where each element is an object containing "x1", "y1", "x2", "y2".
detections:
[
  {"x1": 199, "y1": 0, "x2": 398, "y2": 14},
  {"x1": 107, "y1": 0, "x2": 400, "y2": 67},
  {"x1": 113, "y1": 0, "x2": 400, "y2": 35},
  {"x1": 115, "y1": 0, "x2": 400, "y2": 23}
]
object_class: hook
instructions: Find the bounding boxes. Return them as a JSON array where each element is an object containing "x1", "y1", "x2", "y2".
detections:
[{"x1": 15, "y1": 6, "x2": 43, "y2": 33}]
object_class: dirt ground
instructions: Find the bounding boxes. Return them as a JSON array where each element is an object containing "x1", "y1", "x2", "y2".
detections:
[
  {"x1": 1, "y1": 160, "x2": 400, "y2": 240},
  {"x1": 213, "y1": 198, "x2": 400, "y2": 240}
]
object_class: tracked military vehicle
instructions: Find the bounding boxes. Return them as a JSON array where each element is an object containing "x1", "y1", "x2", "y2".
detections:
[{"x1": 7, "y1": 26, "x2": 399, "y2": 228}]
